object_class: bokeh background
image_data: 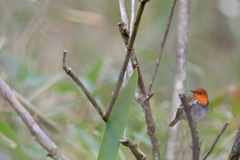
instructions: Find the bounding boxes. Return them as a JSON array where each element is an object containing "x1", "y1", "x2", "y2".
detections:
[{"x1": 0, "y1": 0, "x2": 240, "y2": 159}]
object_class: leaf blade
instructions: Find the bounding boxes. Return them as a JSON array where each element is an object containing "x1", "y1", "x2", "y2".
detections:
[{"x1": 97, "y1": 69, "x2": 138, "y2": 160}]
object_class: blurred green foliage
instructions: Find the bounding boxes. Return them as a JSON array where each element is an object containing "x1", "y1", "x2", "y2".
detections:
[
  {"x1": 0, "y1": 119, "x2": 26, "y2": 160},
  {"x1": 0, "y1": 0, "x2": 240, "y2": 159}
]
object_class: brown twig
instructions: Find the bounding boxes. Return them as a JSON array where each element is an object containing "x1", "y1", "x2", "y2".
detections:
[
  {"x1": 179, "y1": 92, "x2": 200, "y2": 160},
  {"x1": 62, "y1": 50, "x2": 105, "y2": 122},
  {"x1": 119, "y1": 129, "x2": 147, "y2": 160},
  {"x1": 202, "y1": 121, "x2": 230, "y2": 160},
  {"x1": 0, "y1": 78, "x2": 68, "y2": 160},
  {"x1": 229, "y1": 124, "x2": 240, "y2": 160},
  {"x1": 104, "y1": 0, "x2": 149, "y2": 121},
  {"x1": 147, "y1": 0, "x2": 177, "y2": 95}
]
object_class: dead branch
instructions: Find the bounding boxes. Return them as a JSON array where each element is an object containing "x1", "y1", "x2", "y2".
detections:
[
  {"x1": 0, "y1": 78, "x2": 68, "y2": 160},
  {"x1": 202, "y1": 121, "x2": 230, "y2": 160},
  {"x1": 62, "y1": 50, "x2": 105, "y2": 122}
]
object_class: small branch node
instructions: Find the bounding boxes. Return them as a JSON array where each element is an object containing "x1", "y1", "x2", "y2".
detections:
[
  {"x1": 146, "y1": 91, "x2": 154, "y2": 101},
  {"x1": 190, "y1": 100, "x2": 197, "y2": 108},
  {"x1": 119, "y1": 131, "x2": 148, "y2": 160}
]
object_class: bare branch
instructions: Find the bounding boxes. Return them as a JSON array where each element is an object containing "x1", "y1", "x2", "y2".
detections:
[
  {"x1": 179, "y1": 92, "x2": 200, "y2": 160},
  {"x1": 62, "y1": 51, "x2": 105, "y2": 122},
  {"x1": 202, "y1": 121, "x2": 230, "y2": 160},
  {"x1": 119, "y1": 129, "x2": 147, "y2": 160},
  {"x1": 104, "y1": 0, "x2": 149, "y2": 121},
  {"x1": 147, "y1": 0, "x2": 177, "y2": 95},
  {"x1": 229, "y1": 124, "x2": 240, "y2": 160},
  {"x1": 117, "y1": 2, "x2": 160, "y2": 159},
  {"x1": 0, "y1": 78, "x2": 68, "y2": 160}
]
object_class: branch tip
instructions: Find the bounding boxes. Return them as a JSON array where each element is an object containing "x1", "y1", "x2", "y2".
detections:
[
  {"x1": 63, "y1": 50, "x2": 67, "y2": 66},
  {"x1": 202, "y1": 121, "x2": 230, "y2": 160},
  {"x1": 146, "y1": 92, "x2": 154, "y2": 101},
  {"x1": 61, "y1": 51, "x2": 105, "y2": 122}
]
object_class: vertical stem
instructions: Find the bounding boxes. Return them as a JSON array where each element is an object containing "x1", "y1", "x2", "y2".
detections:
[{"x1": 166, "y1": 0, "x2": 189, "y2": 159}]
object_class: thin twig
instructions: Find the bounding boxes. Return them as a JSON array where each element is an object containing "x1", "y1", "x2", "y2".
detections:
[
  {"x1": 62, "y1": 51, "x2": 105, "y2": 122},
  {"x1": 147, "y1": 0, "x2": 177, "y2": 95},
  {"x1": 229, "y1": 124, "x2": 240, "y2": 160},
  {"x1": 63, "y1": 50, "x2": 66, "y2": 66},
  {"x1": 119, "y1": 129, "x2": 147, "y2": 160},
  {"x1": 179, "y1": 92, "x2": 200, "y2": 160},
  {"x1": 104, "y1": 0, "x2": 149, "y2": 121},
  {"x1": 0, "y1": 78, "x2": 68, "y2": 160},
  {"x1": 202, "y1": 121, "x2": 230, "y2": 160}
]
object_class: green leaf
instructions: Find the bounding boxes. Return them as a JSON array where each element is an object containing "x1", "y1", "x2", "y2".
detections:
[
  {"x1": 97, "y1": 69, "x2": 138, "y2": 160},
  {"x1": 0, "y1": 119, "x2": 26, "y2": 160}
]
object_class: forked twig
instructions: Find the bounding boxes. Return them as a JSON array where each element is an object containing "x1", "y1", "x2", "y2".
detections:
[{"x1": 119, "y1": 129, "x2": 147, "y2": 160}]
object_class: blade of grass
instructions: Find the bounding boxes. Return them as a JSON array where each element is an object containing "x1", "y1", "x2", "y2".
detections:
[{"x1": 97, "y1": 69, "x2": 138, "y2": 160}]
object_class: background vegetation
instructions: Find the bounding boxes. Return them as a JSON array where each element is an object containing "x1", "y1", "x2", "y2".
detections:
[{"x1": 0, "y1": 0, "x2": 240, "y2": 159}]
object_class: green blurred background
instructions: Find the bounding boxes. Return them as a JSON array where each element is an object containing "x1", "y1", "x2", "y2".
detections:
[{"x1": 0, "y1": 0, "x2": 240, "y2": 159}]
